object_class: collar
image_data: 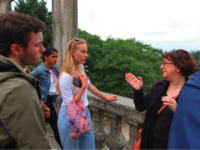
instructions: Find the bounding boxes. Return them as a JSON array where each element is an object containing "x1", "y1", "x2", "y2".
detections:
[{"x1": 41, "y1": 63, "x2": 55, "y2": 72}]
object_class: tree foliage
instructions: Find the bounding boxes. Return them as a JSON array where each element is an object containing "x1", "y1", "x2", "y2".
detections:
[
  {"x1": 79, "y1": 29, "x2": 164, "y2": 97},
  {"x1": 190, "y1": 50, "x2": 200, "y2": 72},
  {"x1": 14, "y1": 0, "x2": 52, "y2": 47}
]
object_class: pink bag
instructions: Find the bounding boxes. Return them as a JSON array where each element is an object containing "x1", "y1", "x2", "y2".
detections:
[{"x1": 66, "y1": 99, "x2": 90, "y2": 141}]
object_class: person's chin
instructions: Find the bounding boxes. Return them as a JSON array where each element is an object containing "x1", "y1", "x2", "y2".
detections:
[
  {"x1": 32, "y1": 59, "x2": 41, "y2": 65},
  {"x1": 163, "y1": 74, "x2": 165, "y2": 78},
  {"x1": 31, "y1": 62, "x2": 39, "y2": 66},
  {"x1": 162, "y1": 74, "x2": 166, "y2": 78},
  {"x1": 81, "y1": 61, "x2": 85, "y2": 64}
]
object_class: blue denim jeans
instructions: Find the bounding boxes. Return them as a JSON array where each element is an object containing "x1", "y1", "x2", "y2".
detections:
[{"x1": 57, "y1": 106, "x2": 95, "y2": 149}]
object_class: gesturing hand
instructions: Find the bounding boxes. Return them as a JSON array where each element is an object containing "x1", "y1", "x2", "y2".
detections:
[
  {"x1": 105, "y1": 95, "x2": 118, "y2": 101},
  {"x1": 125, "y1": 73, "x2": 143, "y2": 90},
  {"x1": 162, "y1": 96, "x2": 177, "y2": 112}
]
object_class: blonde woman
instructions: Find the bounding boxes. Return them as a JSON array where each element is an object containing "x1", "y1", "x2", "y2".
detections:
[{"x1": 56, "y1": 37, "x2": 117, "y2": 149}]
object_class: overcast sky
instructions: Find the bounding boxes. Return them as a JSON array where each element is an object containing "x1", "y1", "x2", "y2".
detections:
[{"x1": 12, "y1": 0, "x2": 200, "y2": 51}]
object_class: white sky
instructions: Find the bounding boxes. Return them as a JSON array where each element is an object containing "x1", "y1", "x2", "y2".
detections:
[{"x1": 12, "y1": 0, "x2": 200, "y2": 51}]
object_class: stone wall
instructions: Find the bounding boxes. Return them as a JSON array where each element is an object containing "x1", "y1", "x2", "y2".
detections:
[
  {"x1": 53, "y1": 91, "x2": 145, "y2": 149},
  {"x1": 88, "y1": 91, "x2": 145, "y2": 150}
]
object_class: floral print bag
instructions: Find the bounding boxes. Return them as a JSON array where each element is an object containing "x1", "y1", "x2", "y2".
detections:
[{"x1": 66, "y1": 99, "x2": 90, "y2": 141}]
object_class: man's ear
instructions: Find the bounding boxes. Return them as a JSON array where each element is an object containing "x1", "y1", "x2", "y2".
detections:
[
  {"x1": 10, "y1": 44, "x2": 22, "y2": 56},
  {"x1": 70, "y1": 50, "x2": 74, "y2": 56}
]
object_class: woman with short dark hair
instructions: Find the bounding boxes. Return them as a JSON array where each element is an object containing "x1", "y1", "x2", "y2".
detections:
[{"x1": 125, "y1": 49, "x2": 196, "y2": 149}]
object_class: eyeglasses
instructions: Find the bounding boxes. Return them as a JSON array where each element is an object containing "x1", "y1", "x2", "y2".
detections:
[
  {"x1": 162, "y1": 62, "x2": 174, "y2": 66},
  {"x1": 69, "y1": 37, "x2": 79, "y2": 50}
]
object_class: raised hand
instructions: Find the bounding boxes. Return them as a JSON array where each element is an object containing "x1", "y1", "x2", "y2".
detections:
[
  {"x1": 125, "y1": 73, "x2": 143, "y2": 90},
  {"x1": 162, "y1": 96, "x2": 177, "y2": 112},
  {"x1": 105, "y1": 95, "x2": 118, "y2": 101},
  {"x1": 78, "y1": 75, "x2": 88, "y2": 88}
]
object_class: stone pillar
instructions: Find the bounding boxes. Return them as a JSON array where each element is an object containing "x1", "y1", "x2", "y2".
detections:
[
  {"x1": 105, "y1": 114, "x2": 127, "y2": 149},
  {"x1": 60, "y1": 0, "x2": 78, "y2": 60},
  {"x1": 0, "y1": 0, "x2": 13, "y2": 14},
  {"x1": 0, "y1": 0, "x2": 2, "y2": 13},
  {"x1": 124, "y1": 119, "x2": 142, "y2": 150},
  {"x1": 52, "y1": 0, "x2": 78, "y2": 115},
  {"x1": 52, "y1": 0, "x2": 62, "y2": 70},
  {"x1": 52, "y1": 0, "x2": 78, "y2": 70},
  {"x1": 89, "y1": 107, "x2": 106, "y2": 150}
]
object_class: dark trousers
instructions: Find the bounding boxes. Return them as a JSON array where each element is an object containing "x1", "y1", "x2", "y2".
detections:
[
  {"x1": 45, "y1": 95, "x2": 63, "y2": 149},
  {"x1": 153, "y1": 137, "x2": 168, "y2": 149}
]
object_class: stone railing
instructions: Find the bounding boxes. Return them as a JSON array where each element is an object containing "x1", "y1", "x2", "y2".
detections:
[{"x1": 87, "y1": 91, "x2": 145, "y2": 150}]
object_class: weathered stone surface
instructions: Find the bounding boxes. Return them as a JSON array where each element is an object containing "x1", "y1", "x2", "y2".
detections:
[
  {"x1": 48, "y1": 136, "x2": 62, "y2": 150},
  {"x1": 105, "y1": 114, "x2": 127, "y2": 149},
  {"x1": 0, "y1": 0, "x2": 13, "y2": 14},
  {"x1": 60, "y1": 0, "x2": 78, "y2": 58},
  {"x1": 88, "y1": 91, "x2": 145, "y2": 124},
  {"x1": 90, "y1": 107, "x2": 107, "y2": 149},
  {"x1": 88, "y1": 91, "x2": 145, "y2": 149},
  {"x1": 52, "y1": 0, "x2": 62, "y2": 70},
  {"x1": 52, "y1": 0, "x2": 78, "y2": 70},
  {"x1": 123, "y1": 120, "x2": 142, "y2": 150},
  {"x1": 0, "y1": 0, "x2": 1, "y2": 13},
  {"x1": 47, "y1": 124, "x2": 62, "y2": 149}
]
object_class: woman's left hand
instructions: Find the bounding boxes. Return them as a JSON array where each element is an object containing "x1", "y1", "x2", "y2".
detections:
[
  {"x1": 105, "y1": 95, "x2": 118, "y2": 101},
  {"x1": 162, "y1": 96, "x2": 177, "y2": 112}
]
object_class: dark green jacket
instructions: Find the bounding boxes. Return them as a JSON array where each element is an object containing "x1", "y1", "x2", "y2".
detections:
[{"x1": 0, "y1": 55, "x2": 51, "y2": 149}]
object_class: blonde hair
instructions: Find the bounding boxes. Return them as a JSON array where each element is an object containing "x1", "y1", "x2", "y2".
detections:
[{"x1": 56, "y1": 38, "x2": 86, "y2": 95}]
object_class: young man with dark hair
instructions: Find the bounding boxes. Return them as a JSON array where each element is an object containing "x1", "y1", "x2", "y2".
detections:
[{"x1": 0, "y1": 12, "x2": 51, "y2": 149}]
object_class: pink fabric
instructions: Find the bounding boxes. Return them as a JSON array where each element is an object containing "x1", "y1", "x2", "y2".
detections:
[
  {"x1": 66, "y1": 99, "x2": 90, "y2": 141},
  {"x1": 50, "y1": 71, "x2": 56, "y2": 84}
]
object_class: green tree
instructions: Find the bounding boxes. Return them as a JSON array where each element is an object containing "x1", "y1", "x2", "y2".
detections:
[
  {"x1": 93, "y1": 37, "x2": 163, "y2": 97},
  {"x1": 79, "y1": 29, "x2": 164, "y2": 97},
  {"x1": 14, "y1": 0, "x2": 52, "y2": 47},
  {"x1": 78, "y1": 29, "x2": 104, "y2": 74},
  {"x1": 190, "y1": 50, "x2": 200, "y2": 72}
]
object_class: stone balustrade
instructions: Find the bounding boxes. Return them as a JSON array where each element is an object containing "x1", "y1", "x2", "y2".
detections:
[{"x1": 87, "y1": 91, "x2": 145, "y2": 150}]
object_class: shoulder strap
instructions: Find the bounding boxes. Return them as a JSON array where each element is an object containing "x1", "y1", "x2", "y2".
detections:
[{"x1": 158, "y1": 94, "x2": 179, "y2": 114}]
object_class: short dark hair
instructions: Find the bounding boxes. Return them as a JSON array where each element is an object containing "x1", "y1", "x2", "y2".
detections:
[
  {"x1": 0, "y1": 12, "x2": 45, "y2": 56},
  {"x1": 42, "y1": 47, "x2": 58, "y2": 62},
  {"x1": 162, "y1": 49, "x2": 197, "y2": 76}
]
